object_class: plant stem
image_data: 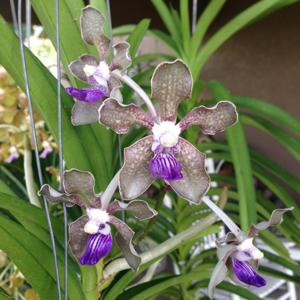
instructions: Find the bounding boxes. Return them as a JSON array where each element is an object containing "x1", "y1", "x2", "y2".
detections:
[
  {"x1": 111, "y1": 70, "x2": 158, "y2": 120},
  {"x1": 201, "y1": 192, "x2": 241, "y2": 236},
  {"x1": 137, "y1": 190, "x2": 165, "y2": 242},
  {"x1": 23, "y1": 136, "x2": 40, "y2": 207},
  {"x1": 102, "y1": 193, "x2": 227, "y2": 280},
  {"x1": 101, "y1": 170, "x2": 120, "y2": 209}
]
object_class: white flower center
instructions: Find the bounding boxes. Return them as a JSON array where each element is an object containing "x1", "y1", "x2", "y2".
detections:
[
  {"x1": 84, "y1": 208, "x2": 110, "y2": 235},
  {"x1": 152, "y1": 121, "x2": 180, "y2": 148},
  {"x1": 83, "y1": 64, "x2": 97, "y2": 77},
  {"x1": 83, "y1": 61, "x2": 110, "y2": 80},
  {"x1": 42, "y1": 140, "x2": 51, "y2": 148},
  {"x1": 9, "y1": 146, "x2": 18, "y2": 154},
  {"x1": 237, "y1": 238, "x2": 264, "y2": 260}
]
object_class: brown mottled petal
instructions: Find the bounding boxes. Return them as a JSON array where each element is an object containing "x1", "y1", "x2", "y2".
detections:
[
  {"x1": 119, "y1": 136, "x2": 154, "y2": 200},
  {"x1": 71, "y1": 101, "x2": 102, "y2": 126},
  {"x1": 39, "y1": 184, "x2": 86, "y2": 208},
  {"x1": 80, "y1": 6, "x2": 109, "y2": 59},
  {"x1": 108, "y1": 200, "x2": 157, "y2": 220},
  {"x1": 111, "y1": 42, "x2": 131, "y2": 71},
  {"x1": 168, "y1": 138, "x2": 210, "y2": 203},
  {"x1": 248, "y1": 207, "x2": 293, "y2": 237},
  {"x1": 99, "y1": 98, "x2": 154, "y2": 134},
  {"x1": 63, "y1": 169, "x2": 96, "y2": 204},
  {"x1": 109, "y1": 215, "x2": 141, "y2": 271},
  {"x1": 151, "y1": 59, "x2": 192, "y2": 122},
  {"x1": 69, "y1": 54, "x2": 99, "y2": 82},
  {"x1": 69, "y1": 216, "x2": 89, "y2": 260},
  {"x1": 179, "y1": 101, "x2": 238, "y2": 134}
]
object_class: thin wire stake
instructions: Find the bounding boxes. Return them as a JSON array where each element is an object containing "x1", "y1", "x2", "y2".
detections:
[
  {"x1": 17, "y1": 1, "x2": 62, "y2": 299},
  {"x1": 9, "y1": 0, "x2": 18, "y2": 32},
  {"x1": 55, "y1": 0, "x2": 68, "y2": 299},
  {"x1": 25, "y1": 0, "x2": 31, "y2": 48},
  {"x1": 192, "y1": 0, "x2": 198, "y2": 34}
]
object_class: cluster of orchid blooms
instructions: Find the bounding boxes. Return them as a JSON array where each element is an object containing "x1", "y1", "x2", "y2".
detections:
[
  {"x1": 0, "y1": 47, "x2": 55, "y2": 163},
  {"x1": 38, "y1": 6, "x2": 292, "y2": 298}
]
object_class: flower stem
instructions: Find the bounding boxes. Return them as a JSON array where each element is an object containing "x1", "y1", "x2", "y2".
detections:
[
  {"x1": 111, "y1": 70, "x2": 158, "y2": 120},
  {"x1": 101, "y1": 170, "x2": 120, "y2": 209},
  {"x1": 102, "y1": 190, "x2": 227, "y2": 279},
  {"x1": 201, "y1": 191, "x2": 241, "y2": 236},
  {"x1": 23, "y1": 136, "x2": 40, "y2": 207},
  {"x1": 137, "y1": 190, "x2": 165, "y2": 242}
]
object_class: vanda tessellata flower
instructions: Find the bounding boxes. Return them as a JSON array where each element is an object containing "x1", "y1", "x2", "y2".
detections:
[
  {"x1": 208, "y1": 208, "x2": 293, "y2": 299},
  {"x1": 65, "y1": 5, "x2": 131, "y2": 125},
  {"x1": 39, "y1": 169, "x2": 156, "y2": 270},
  {"x1": 99, "y1": 59, "x2": 238, "y2": 203}
]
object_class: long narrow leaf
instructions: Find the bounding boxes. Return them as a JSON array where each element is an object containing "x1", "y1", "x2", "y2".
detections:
[
  {"x1": 208, "y1": 81, "x2": 257, "y2": 230},
  {"x1": 190, "y1": 0, "x2": 225, "y2": 60}
]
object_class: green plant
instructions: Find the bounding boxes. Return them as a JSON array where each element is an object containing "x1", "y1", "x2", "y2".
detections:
[{"x1": 0, "y1": 0, "x2": 299, "y2": 299}]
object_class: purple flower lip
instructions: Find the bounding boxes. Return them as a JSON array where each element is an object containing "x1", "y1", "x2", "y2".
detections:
[
  {"x1": 232, "y1": 259, "x2": 266, "y2": 288},
  {"x1": 65, "y1": 87, "x2": 106, "y2": 103},
  {"x1": 80, "y1": 232, "x2": 113, "y2": 265},
  {"x1": 150, "y1": 151, "x2": 183, "y2": 181}
]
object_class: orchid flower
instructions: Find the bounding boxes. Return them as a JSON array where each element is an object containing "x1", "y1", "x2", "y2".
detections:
[
  {"x1": 99, "y1": 59, "x2": 238, "y2": 203},
  {"x1": 5, "y1": 145, "x2": 20, "y2": 163},
  {"x1": 39, "y1": 169, "x2": 156, "y2": 270},
  {"x1": 40, "y1": 140, "x2": 53, "y2": 159},
  {"x1": 208, "y1": 208, "x2": 293, "y2": 299},
  {"x1": 65, "y1": 6, "x2": 131, "y2": 125}
]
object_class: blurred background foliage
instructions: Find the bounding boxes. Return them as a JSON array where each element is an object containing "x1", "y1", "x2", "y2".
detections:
[{"x1": 0, "y1": 0, "x2": 299, "y2": 299}]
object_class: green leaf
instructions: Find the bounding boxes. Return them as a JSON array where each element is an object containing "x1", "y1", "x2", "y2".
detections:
[
  {"x1": 190, "y1": 0, "x2": 225, "y2": 60},
  {"x1": 263, "y1": 250, "x2": 300, "y2": 274},
  {"x1": 151, "y1": 0, "x2": 182, "y2": 48},
  {"x1": 0, "y1": 178, "x2": 15, "y2": 197},
  {"x1": 260, "y1": 266, "x2": 300, "y2": 285},
  {"x1": 0, "y1": 215, "x2": 85, "y2": 300},
  {"x1": 259, "y1": 230, "x2": 290, "y2": 259},
  {"x1": 149, "y1": 29, "x2": 180, "y2": 55},
  {"x1": 127, "y1": 19, "x2": 151, "y2": 59},
  {"x1": 0, "y1": 293, "x2": 11, "y2": 300},
  {"x1": 192, "y1": 0, "x2": 297, "y2": 78},
  {"x1": 217, "y1": 282, "x2": 261, "y2": 300},
  {"x1": 179, "y1": 0, "x2": 190, "y2": 53},
  {"x1": 241, "y1": 113, "x2": 300, "y2": 161},
  {"x1": 116, "y1": 271, "x2": 211, "y2": 300},
  {"x1": 208, "y1": 81, "x2": 257, "y2": 230},
  {"x1": 0, "y1": 194, "x2": 83, "y2": 299},
  {"x1": 231, "y1": 95, "x2": 300, "y2": 137}
]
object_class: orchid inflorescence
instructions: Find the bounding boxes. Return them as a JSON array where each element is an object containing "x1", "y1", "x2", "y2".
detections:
[
  {"x1": 39, "y1": 5, "x2": 293, "y2": 299},
  {"x1": 0, "y1": 66, "x2": 55, "y2": 163}
]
